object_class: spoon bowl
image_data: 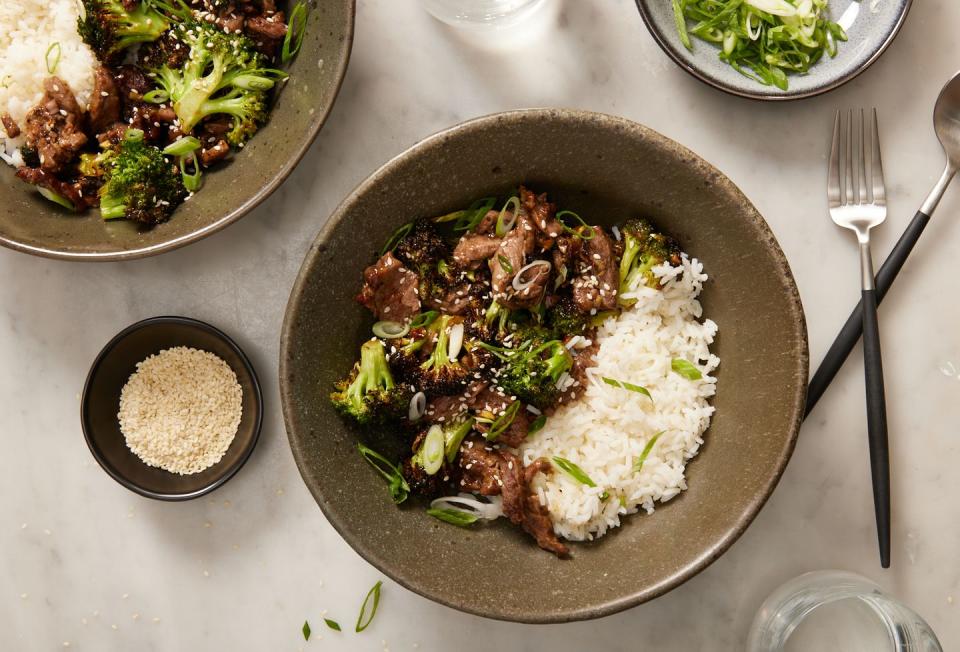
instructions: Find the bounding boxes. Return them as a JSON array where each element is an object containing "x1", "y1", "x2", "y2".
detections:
[{"x1": 933, "y1": 71, "x2": 960, "y2": 171}]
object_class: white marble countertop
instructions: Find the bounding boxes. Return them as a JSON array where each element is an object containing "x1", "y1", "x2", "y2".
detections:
[{"x1": 3, "y1": 0, "x2": 959, "y2": 649}]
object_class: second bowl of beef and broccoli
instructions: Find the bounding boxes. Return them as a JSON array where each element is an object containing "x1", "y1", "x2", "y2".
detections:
[
  {"x1": 0, "y1": 0, "x2": 355, "y2": 260},
  {"x1": 280, "y1": 109, "x2": 809, "y2": 622}
]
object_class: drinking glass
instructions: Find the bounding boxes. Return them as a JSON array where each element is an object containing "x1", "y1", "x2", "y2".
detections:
[
  {"x1": 747, "y1": 571, "x2": 942, "y2": 652},
  {"x1": 419, "y1": 0, "x2": 546, "y2": 29}
]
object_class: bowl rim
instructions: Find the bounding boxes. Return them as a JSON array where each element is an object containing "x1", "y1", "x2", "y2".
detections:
[
  {"x1": 0, "y1": 0, "x2": 356, "y2": 262},
  {"x1": 81, "y1": 315, "x2": 264, "y2": 501},
  {"x1": 279, "y1": 107, "x2": 809, "y2": 622},
  {"x1": 634, "y1": 0, "x2": 914, "y2": 101}
]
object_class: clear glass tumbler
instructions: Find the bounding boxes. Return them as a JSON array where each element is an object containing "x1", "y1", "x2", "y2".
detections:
[
  {"x1": 419, "y1": 0, "x2": 546, "y2": 29},
  {"x1": 747, "y1": 571, "x2": 942, "y2": 652}
]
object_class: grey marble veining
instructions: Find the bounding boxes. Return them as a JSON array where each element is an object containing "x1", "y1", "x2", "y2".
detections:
[{"x1": 2, "y1": 0, "x2": 959, "y2": 649}]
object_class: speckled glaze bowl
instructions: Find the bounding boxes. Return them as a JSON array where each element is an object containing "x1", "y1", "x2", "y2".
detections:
[
  {"x1": 280, "y1": 109, "x2": 809, "y2": 622},
  {"x1": 0, "y1": 0, "x2": 354, "y2": 260},
  {"x1": 636, "y1": 0, "x2": 912, "y2": 101}
]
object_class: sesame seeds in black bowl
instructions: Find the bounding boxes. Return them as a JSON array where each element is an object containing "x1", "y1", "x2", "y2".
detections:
[{"x1": 81, "y1": 316, "x2": 263, "y2": 501}]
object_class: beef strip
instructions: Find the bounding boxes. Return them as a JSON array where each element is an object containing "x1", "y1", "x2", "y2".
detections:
[
  {"x1": 551, "y1": 234, "x2": 582, "y2": 287},
  {"x1": 489, "y1": 214, "x2": 546, "y2": 309},
  {"x1": 475, "y1": 209, "x2": 499, "y2": 235},
  {"x1": 424, "y1": 379, "x2": 489, "y2": 424},
  {"x1": 495, "y1": 408, "x2": 530, "y2": 448},
  {"x1": 552, "y1": 337, "x2": 600, "y2": 410},
  {"x1": 520, "y1": 186, "x2": 564, "y2": 243},
  {"x1": 452, "y1": 234, "x2": 501, "y2": 269},
  {"x1": 571, "y1": 226, "x2": 619, "y2": 313},
  {"x1": 1, "y1": 113, "x2": 20, "y2": 138},
  {"x1": 88, "y1": 66, "x2": 121, "y2": 135},
  {"x1": 199, "y1": 139, "x2": 231, "y2": 167},
  {"x1": 23, "y1": 77, "x2": 87, "y2": 174},
  {"x1": 245, "y1": 14, "x2": 288, "y2": 57},
  {"x1": 15, "y1": 167, "x2": 99, "y2": 211},
  {"x1": 458, "y1": 438, "x2": 568, "y2": 556},
  {"x1": 356, "y1": 252, "x2": 421, "y2": 321}
]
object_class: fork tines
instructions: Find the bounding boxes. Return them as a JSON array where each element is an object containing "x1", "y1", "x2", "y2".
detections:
[{"x1": 829, "y1": 108, "x2": 886, "y2": 210}]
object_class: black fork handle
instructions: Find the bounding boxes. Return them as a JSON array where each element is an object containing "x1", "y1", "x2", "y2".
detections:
[
  {"x1": 806, "y1": 210, "x2": 931, "y2": 415},
  {"x1": 861, "y1": 287, "x2": 891, "y2": 568}
]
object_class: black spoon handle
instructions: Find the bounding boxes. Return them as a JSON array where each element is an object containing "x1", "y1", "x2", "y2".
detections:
[
  {"x1": 806, "y1": 210, "x2": 931, "y2": 416},
  {"x1": 861, "y1": 287, "x2": 891, "y2": 568}
]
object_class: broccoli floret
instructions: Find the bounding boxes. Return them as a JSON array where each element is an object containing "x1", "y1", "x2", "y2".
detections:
[
  {"x1": 148, "y1": 19, "x2": 285, "y2": 144},
  {"x1": 618, "y1": 218, "x2": 682, "y2": 304},
  {"x1": 331, "y1": 339, "x2": 410, "y2": 426},
  {"x1": 78, "y1": 0, "x2": 171, "y2": 63},
  {"x1": 411, "y1": 315, "x2": 470, "y2": 395},
  {"x1": 546, "y1": 298, "x2": 591, "y2": 338},
  {"x1": 78, "y1": 147, "x2": 117, "y2": 179},
  {"x1": 98, "y1": 128, "x2": 186, "y2": 224},
  {"x1": 483, "y1": 299, "x2": 512, "y2": 340},
  {"x1": 393, "y1": 220, "x2": 449, "y2": 269},
  {"x1": 492, "y1": 339, "x2": 573, "y2": 410}
]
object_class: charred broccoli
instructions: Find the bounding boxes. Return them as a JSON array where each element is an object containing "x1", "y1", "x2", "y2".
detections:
[
  {"x1": 393, "y1": 220, "x2": 449, "y2": 270},
  {"x1": 413, "y1": 315, "x2": 471, "y2": 395},
  {"x1": 98, "y1": 128, "x2": 186, "y2": 224},
  {"x1": 546, "y1": 298, "x2": 591, "y2": 338},
  {"x1": 491, "y1": 338, "x2": 573, "y2": 410},
  {"x1": 78, "y1": 0, "x2": 172, "y2": 63},
  {"x1": 331, "y1": 339, "x2": 410, "y2": 426},
  {"x1": 618, "y1": 218, "x2": 682, "y2": 304},
  {"x1": 148, "y1": 19, "x2": 286, "y2": 144}
]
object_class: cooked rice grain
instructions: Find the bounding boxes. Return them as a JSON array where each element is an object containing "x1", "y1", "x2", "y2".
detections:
[
  {"x1": 118, "y1": 347, "x2": 243, "y2": 475},
  {"x1": 519, "y1": 255, "x2": 719, "y2": 540}
]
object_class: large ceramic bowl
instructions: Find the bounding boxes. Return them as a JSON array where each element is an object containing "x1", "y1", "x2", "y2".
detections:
[
  {"x1": 0, "y1": 0, "x2": 354, "y2": 261},
  {"x1": 636, "y1": 0, "x2": 912, "y2": 101},
  {"x1": 280, "y1": 109, "x2": 808, "y2": 622}
]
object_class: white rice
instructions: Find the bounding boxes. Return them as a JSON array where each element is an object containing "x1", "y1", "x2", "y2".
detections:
[
  {"x1": 0, "y1": 0, "x2": 96, "y2": 165},
  {"x1": 519, "y1": 255, "x2": 719, "y2": 541}
]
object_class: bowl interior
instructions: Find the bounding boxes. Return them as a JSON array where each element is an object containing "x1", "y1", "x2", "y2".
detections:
[
  {"x1": 280, "y1": 109, "x2": 808, "y2": 622},
  {"x1": 0, "y1": 0, "x2": 354, "y2": 260},
  {"x1": 82, "y1": 317, "x2": 262, "y2": 500},
  {"x1": 636, "y1": 0, "x2": 912, "y2": 100}
]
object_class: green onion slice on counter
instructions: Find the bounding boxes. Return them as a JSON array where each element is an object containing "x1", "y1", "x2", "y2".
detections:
[
  {"x1": 355, "y1": 581, "x2": 382, "y2": 632},
  {"x1": 324, "y1": 618, "x2": 341, "y2": 631}
]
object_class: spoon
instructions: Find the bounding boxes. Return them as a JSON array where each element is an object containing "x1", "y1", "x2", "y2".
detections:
[{"x1": 807, "y1": 71, "x2": 960, "y2": 415}]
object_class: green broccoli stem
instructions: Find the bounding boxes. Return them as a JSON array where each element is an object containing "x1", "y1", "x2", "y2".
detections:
[
  {"x1": 618, "y1": 237, "x2": 641, "y2": 286},
  {"x1": 347, "y1": 340, "x2": 395, "y2": 410},
  {"x1": 421, "y1": 316, "x2": 452, "y2": 372},
  {"x1": 543, "y1": 343, "x2": 573, "y2": 382},
  {"x1": 174, "y1": 58, "x2": 227, "y2": 134}
]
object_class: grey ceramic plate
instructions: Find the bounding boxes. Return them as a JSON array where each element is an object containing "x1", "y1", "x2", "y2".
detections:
[
  {"x1": 636, "y1": 0, "x2": 912, "y2": 100},
  {"x1": 0, "y1": 0, "x2": 354, "y2": 261},
  {"x1": 280, "y1": 109, "x2": 809, "y2": 623}
]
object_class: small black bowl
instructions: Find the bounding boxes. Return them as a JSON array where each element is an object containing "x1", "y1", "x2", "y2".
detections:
[{"x1": 81, "y1": 316, "x2": 263, "y2": 501}]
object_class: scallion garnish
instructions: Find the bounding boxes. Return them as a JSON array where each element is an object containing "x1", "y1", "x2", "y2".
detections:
[
  {"x1": 357, "y1": 443, "x2": 410, "y2": 504},
  {"x1": 528, "y1": 413, "x2": 547, "y2": 434},
  {"x1": 552, "y1": 456, "x2": 597, "y2": 487},
  {"x1": 415, "y1": 425, "x2": 445, "y2": 475},
  {"x1": 495, "y1": 196, "x2": 520, "y2": 236},
  {"x1": 485, "y1": 401, "x2": 521, "y2": 442},
  {"x1": 634, "y1": 432, "x2": 664, "y2": 474},
  {"x1": 162, "y1": 136, "x2": 202, "y2": 158},
  {"x1": 178, "y1": 153, "x2": 203, "y2": 193},
  {"x1": 671, "y1": 358, "x2": 703, "y2": 380},
  {"x1": 497, "y1": 254, "x2": 513, "y2": 275},
  {"x1": 380, "y1": 222, "x2": 413, "y2": 256},
  {"x1": 143, "y1": 89, "x2": 169, "y2": 104},
  {"x1": 601, "y1": 376, "x2": 652, "y2": 400},
  {"x1": 556, "y1": 210, "x2": 594, "y2": 240},
  {"x1": 372, "y1": 320, "x2": 409, "y2": 339},
  {"x1": 408, "y1": 311, "x2": 439, "y2": 329},
  {"x1": 426, "y1": 507, "x2": 480, "y2": 527},
  {"x1": 45, "y1": 42, "x2": 61, "y2": 75},
  {"x1": 324, "y1": 618, "x2": 341, "y2": 631},
  {"x1": 355, "y1": 581, "x2": 382, "y2": 633},
  {"x1": 282, "y1": 1, "x2": 309, "y2": 64},
  {"x1": 38, "y1": 187, "x2": 74, "y2": 211},
  {"x1": 672, "y1": 0, "x2": 847, "y2": 91},
  {"x1": 302, "y1": 620, "x2": 311, "y2": 640}
]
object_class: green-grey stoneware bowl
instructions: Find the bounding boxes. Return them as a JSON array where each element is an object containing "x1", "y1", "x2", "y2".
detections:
[
  {"x1": 0, "y1": 0, "x2": 354, "y2": 261},
  {"x1": 280, "y1": 109, "x2": 809, "y2": 623},
  {"x1": 636, "y1": 0, "x2": 912, "y2": 101}
]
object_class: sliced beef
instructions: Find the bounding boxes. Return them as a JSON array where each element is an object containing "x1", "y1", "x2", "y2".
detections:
[
  {"x1": 453, "y1": 234, "x2": 500, "y2": 269},
  {"x1": 112, "y1": 65, "x2": 152, "y2": 100},
  {"x1": 199, "y1": 139, "x2": 230, "y2": 167},
  {"x1": 458, "y1": 439, "x2": 568, "y2": 556},
  {"x1": 551, "y1": 234, "x2": 582, "y2": 289},
  {"x1": 520, "y1": 185, "x2": 564, "y2": 243},
  {"x1": 88, "y1": 66, "x2": 121, "y2": 135},
  {"x1": 356, "y1": 252, "x2": 421, "y2": 321},
  {"x1": 424, "y1": 394, "x2": 468, "y2": 425},
  {"x1": 571, "y1": 226, "x2": 619, "y2": 313},
  {"x1": 475, "y1": 209, "x2": 499, "y2": 235},
  {"x1": 1, "y1": 113, "x2": 20, "y2": 138},
  {"x1": 23, "y1": 77, "x2": 87, "y2": 174},
  {"x1": 15, "y1": 167, "x2": 99, "y2": 211},
  {"x1": 495, "y1": 408, "x2": 530, "y2": 448},
  {"x1": 553, "y1": 338, "x2": 600, "y2": 409},
  {"x1": 245, "y1": 14, "x2": 288, "y2": 57},
  {"x1": 488, "y1": 214, "x2": 544, "y2": 309},
  {"x1": 457, "y1": 436, "x2": 505, "y2": 496}
]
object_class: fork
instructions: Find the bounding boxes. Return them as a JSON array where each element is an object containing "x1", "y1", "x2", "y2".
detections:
[{"x1": 828, "y1": 109, "x2": 890, "y2": 568}]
